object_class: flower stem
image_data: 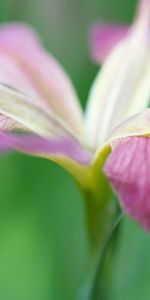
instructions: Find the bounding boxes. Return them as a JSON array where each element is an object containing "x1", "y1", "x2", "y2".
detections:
[{"x1": 90, "y1": 212, "x2": 124, "y2": 300}]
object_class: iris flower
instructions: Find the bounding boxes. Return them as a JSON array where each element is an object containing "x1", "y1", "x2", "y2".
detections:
[{"x1": 0, "y1": 0, "x2": 149, "y2": 245}]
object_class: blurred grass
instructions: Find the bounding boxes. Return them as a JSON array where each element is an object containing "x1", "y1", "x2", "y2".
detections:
[
  {"x1": 0, "y1": 0, "x2": 150, "y2": 300},
  {"x1": 109, "y1": 219, "x2": 150, "y2": 300},
  {"x1": 0, "y1": 153, "x2": 89, "y2": 300}
]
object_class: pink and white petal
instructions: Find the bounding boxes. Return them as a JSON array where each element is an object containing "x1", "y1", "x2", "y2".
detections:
[
  {"x1": 104, "y1": 137, "x2": 150, "y2": 232},
  {"x1": 0, "y1": 23, "x2": 84, "y2": 137},
  {"x1": 93, "y1": 109, "x2": 150, "y2": 168},
  {"x1": 0, "y1": 84, "x2": 92, "y2": 185},
  {"x1": 0, "y1": 84, "x2": 75, "y2": 140},
  {"x1": 108, "y1": 109, "x2": 150, "y2": 143},
  {"x1": 0, "y1": 132, "x2": 92, "y2": 187},
  {"x1": 90, "y1": 23, "x2": 129, "y2": 63},
  {"x1": 0, "y1": 132, "x2": 92, "y2": 165}
]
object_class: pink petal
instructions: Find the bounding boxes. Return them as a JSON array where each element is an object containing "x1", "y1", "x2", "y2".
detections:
[
  {"x1": 0, "y1": 23, "x2": 84, "y2": 136},
  {"x1": 0, "y1": 132, "x2": 92, "y2": 165},
  {"x1": 90, "y1": 23, "x2": 129, "y2": 62},
  {"x1": 104, "y1": 137, "x2": 150, "y2": 232}
]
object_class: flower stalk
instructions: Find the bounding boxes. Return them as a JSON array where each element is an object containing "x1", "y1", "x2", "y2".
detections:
[{"x1": 90, "y1": 212, "x2": 124, "y2": 300}]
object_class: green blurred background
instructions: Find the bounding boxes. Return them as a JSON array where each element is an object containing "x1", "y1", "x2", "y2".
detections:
[{"x1": 0, "y1": 0, "x2": 150, "y2": 299}]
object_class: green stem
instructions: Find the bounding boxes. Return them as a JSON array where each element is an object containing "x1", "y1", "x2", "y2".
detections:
[{"x1": 90, "y1": 212, "x2": 124, "y2": 300}]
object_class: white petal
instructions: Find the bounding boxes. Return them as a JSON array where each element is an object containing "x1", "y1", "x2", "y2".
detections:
[{"x1": 85, "y1": 9, "x2": 150, "y2": 150}]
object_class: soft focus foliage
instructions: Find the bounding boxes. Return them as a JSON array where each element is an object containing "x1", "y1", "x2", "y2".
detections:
[{"x1": 0, "y1": 1, "x2": 150, "y2": 300}]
